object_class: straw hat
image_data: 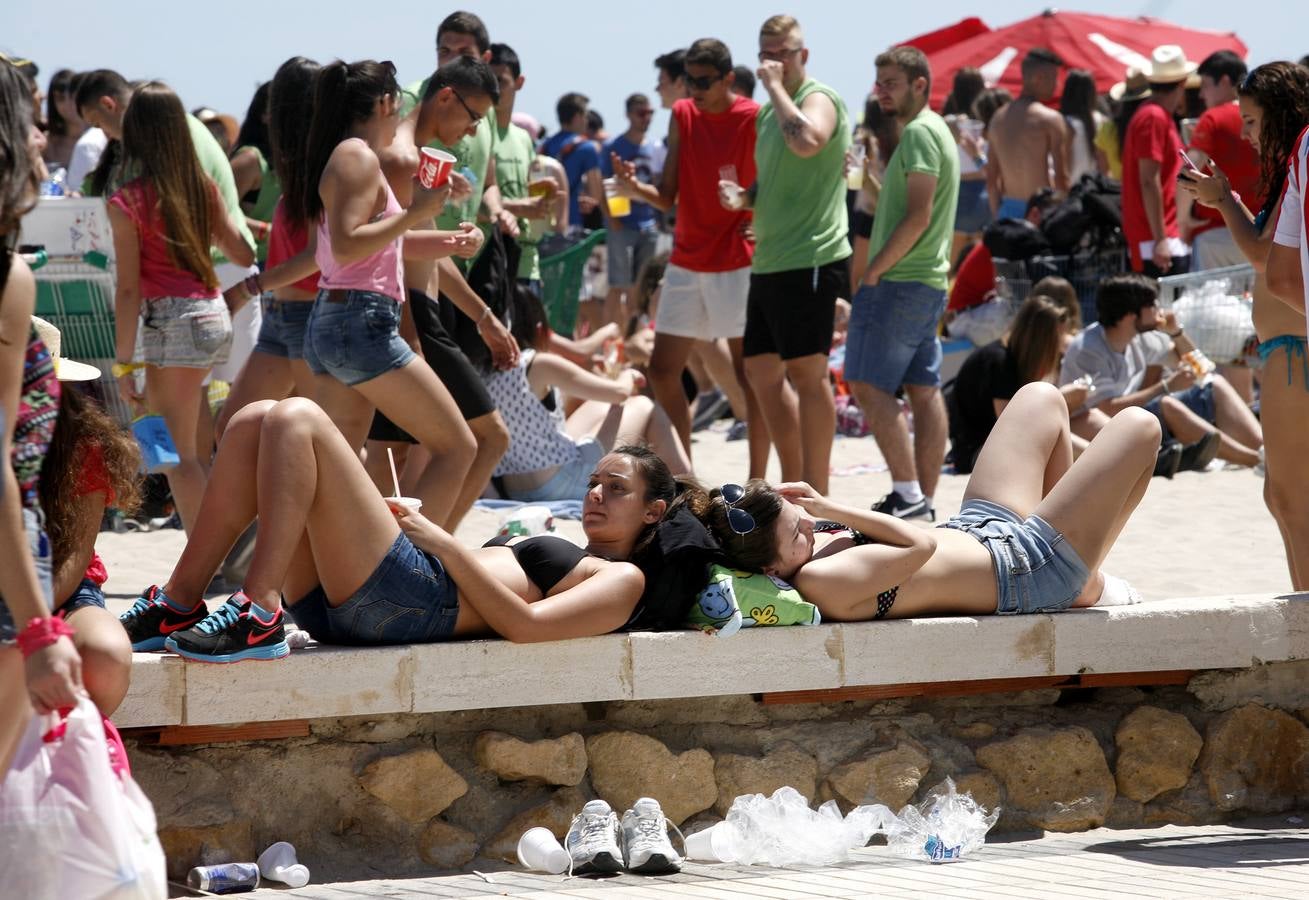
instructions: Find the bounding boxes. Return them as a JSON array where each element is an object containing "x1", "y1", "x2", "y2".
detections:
[
  {"x1": 1146, "y1": 44, "x2": 1197, "y2": 85},
  {"x1": 31, "y1": 317, "x2": 101, "y2": 382},
  {"x1": 1109, "y1": 68, "x2": 1150, "y2": 102}
]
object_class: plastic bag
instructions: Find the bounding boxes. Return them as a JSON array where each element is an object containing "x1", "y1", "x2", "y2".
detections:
[
  {"x1": 0, "y1": 696, "x2": 167, "y2": 899},
  {"x1": 1173, "y1": 280, "x2": 1255, "y2": 364},
  {"x1": 885, "y1": 777, "x2": 999, "y2": 863},
  {"x1": 724, "y1": 786, "x2": 896, "y2": 868}
]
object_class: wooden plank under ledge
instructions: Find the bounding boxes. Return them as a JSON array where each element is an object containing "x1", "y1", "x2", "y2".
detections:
[
  {"x1": 760, "y1": 670, "x2": 1194, "y2": 705},
  {"x1": 120, "y1": 720, "x2": 310, "y2": 746}
]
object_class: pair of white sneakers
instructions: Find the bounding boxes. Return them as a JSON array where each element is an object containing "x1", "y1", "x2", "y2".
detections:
[{"x1": 564, "y1": 797, "x2": 682, "y2": 875}]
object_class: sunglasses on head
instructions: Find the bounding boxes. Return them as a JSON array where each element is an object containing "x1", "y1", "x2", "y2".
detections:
[
  {"x1": 720, "y1": 483, "x2": 756, "y2": 536},
  {"x1": 686, "y1": 73, "x2": 724, "y2": 91}
]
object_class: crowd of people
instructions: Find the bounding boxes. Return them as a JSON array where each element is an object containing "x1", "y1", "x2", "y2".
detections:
[{"x1": 3, "y1": 13, "x2": 1308, "y2": 789}]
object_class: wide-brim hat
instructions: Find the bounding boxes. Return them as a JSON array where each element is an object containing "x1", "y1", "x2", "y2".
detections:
[
  {"x1": 1147, "y1": 44, "x2": 1197, "y2": 85},
  {"x1": 31, "y1": 316, "x2": 101, "y2": 382},
  {"x1": 1110, "y1": 68, "x2": 1150, "y2": 102}
]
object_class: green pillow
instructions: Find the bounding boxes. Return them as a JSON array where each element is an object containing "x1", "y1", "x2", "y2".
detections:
[{"x1": 685, "y1": 564, "x2": 821, "y2": 636}]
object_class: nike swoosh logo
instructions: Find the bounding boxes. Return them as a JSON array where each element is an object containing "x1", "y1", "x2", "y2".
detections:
[
  {"x1": 247, "y1": 625, "x2": 281, "y2": 645},
  {"x1": 160, "y1": 617, "x2": 203, "y2": 634}
]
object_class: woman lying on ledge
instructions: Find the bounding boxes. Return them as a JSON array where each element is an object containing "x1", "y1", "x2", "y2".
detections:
[
  {"x1": 691, "y1": 382, "x2": 1155, "y2": 620},
  {"x1": 119, "y1": 397, "x2": 679, "y2": 662}
]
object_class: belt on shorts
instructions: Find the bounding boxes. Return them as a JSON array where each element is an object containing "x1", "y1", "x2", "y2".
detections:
[{"x1": 322, "y1": 289, "x2": 352, "y2": 304}]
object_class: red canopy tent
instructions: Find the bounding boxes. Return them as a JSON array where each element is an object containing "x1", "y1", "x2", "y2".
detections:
[
  {"x1": 903, "y1": 17, "x2": 991, "y2": 55},
  {"x1": 922, "y1": 9, "x2": 1247, "y2": 110}
]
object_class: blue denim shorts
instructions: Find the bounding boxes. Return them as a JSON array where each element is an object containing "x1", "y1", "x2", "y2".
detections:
[
  {"x1": 0, "y1": 508, "x2": 54, "y2": 643},
  {"x1": 504, "y1": 436, "x2": 605, "y2": 503},
  {"x1": 303, "y1": 290, "x2": 415, "y2": 386},
  {"x1": 287, "y1": 532, "x2": 460, "y2": 645},
  {"x1": 844, "y1": 280, "x2": 948, "y2": 392},
  {"x1": 606, "y1": 225, "x2": 660, "y2": 287},
  {"x1": 56, "y1": 578, "x2": 106, "y2": 617},
  {"x1": 254, "y1": 296, "x2": 314, "y2": 360},
  {"x1": 1144, "y1": 382, "x2": 1216, "y2": 442},
  {"x1": 939, "y1": 499, "x2": 1090, "y2": 615},
  {"x1": 955, "y1": 179, "x2": 991, "y2": 234}
]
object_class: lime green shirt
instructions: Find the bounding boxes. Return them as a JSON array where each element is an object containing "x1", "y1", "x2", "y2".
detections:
[
  {"x1": 402, "y1": 78, "x2": 497, "y2": 272},
  {"x1": 866, "y1": 107, "x2": 959, "y2": 291},
  {"x1": 752, "y1": 79, "x2": 851, "y2": 275},
  {"x1": 494, "y1": 121, "x2": 541, "y2": 282},
  {"x1": 238, "y1": 145, "x2": 281, "y2": 263}
]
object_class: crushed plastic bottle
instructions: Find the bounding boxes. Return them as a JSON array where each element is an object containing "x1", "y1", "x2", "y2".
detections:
[{"x1": 885, "y1": 777, "x2": 999, "y2": 863}]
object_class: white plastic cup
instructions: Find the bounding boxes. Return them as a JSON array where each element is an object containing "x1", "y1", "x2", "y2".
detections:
[
  {"x1": 516, "y1": 827, "x2": 571, "y2": 873},
  {"x1": 387, "y1": 496, "x2": 422, "y2": 513},
  {"x1": 258, "y1": 841, "x2": 311, "y2": 888},
  {"x1": 417, "y1": 148, "x2": 457, "y2": 188},
  {"x1": 683, "y1": 822, "x2": 739, "y2": 862}
]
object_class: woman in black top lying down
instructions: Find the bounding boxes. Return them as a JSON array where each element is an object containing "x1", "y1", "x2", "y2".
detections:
[{"x1": 121, "y1": 397, "x2": 680, "y2": 660}]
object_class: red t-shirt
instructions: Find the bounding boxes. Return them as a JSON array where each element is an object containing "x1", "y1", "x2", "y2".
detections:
[
  {"x1": 670, "y1": 95, "x2": 759, "y2": 272},
  {"x1": 1188, "y1": 102, "x2": 1265, "y2": 237},
  {"x1": 266, "y1": 198, "x2": 321, "y2": 294},
  {"x1": 1121, "y1": 102, "x2": 1184, "y2": 270},
  {"x1": 75, "y1": 442, "x2": 114, "y2": 586},
  {"x1": 948, "y1": 243, "x2": 995, "y2": 312},
  {"x1": 108, "y1": 178, "x2": 220, "y2": 298}
]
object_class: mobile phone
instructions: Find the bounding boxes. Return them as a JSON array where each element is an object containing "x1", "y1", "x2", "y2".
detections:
[{"x1": 1178, "y1": 149, "x2": 1203, "y2": 174}]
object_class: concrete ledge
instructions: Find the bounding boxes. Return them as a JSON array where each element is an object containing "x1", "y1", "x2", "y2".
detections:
[{"x1": 113, "y1": 593, "x2": 1309, "y2": 729}]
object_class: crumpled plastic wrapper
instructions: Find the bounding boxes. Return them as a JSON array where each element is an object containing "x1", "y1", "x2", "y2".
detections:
[{"x1": 885, "y1": 777, "x2": 1000, "y2": 862}]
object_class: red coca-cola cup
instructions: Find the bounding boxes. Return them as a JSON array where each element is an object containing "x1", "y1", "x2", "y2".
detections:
[{"x1": 417, "y1": 147, "x2": 456, "y2": 188}]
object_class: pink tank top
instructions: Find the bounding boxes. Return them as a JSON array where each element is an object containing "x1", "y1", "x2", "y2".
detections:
[{"x1": 315, "y1": 140, "x2": 405, "y2": 301}]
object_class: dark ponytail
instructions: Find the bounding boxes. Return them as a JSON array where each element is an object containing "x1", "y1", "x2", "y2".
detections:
[
  {"x1": 303, "y1": 59, "x2": 399, "y2": 221},
  {"x1": 268, "y1": 56, "x2": 322, "y2": 226},
  {"x1": 682, "y1": 478, "x2": 784, "y2": 573}
]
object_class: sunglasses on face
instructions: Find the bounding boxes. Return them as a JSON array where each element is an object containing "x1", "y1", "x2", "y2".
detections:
[
  {"x1": 720, "y1": 483, "x2": 756, "y2": 536},
  {"x1": 686, "y1": 73, "x2": 724, "y2": 91}
]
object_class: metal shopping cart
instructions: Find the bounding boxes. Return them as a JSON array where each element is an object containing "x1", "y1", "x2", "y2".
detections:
[
  {"x1": 992, "y1": 247, "x2": 1129, "y2": 327},
  {"x1": 1156, "y1": 264, "x2": 1258, "y2": 365}
]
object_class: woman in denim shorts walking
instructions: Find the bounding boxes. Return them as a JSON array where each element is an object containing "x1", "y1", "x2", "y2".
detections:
[
  {"x1": 107, "y1": 82, "x2": 255, "y2": 533},
  {"x1": 691, "y1": 382, "x2": 1160, "y2": 619}
]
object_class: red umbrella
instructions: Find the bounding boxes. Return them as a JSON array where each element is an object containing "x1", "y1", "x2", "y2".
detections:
[
  {"x1": 922, "y1": 9, "x2": 1247, "y2": 110},
  {"x1": 903, "y1": 17, "x2": 991, "y2": 55}
]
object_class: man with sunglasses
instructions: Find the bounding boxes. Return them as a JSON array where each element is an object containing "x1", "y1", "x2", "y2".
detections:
[
  {"x1": 599, "y1": 94, "x2": 661, "y2": 327},
  {"x1": 728, "y1": 14, "x2": 850, "y2": 497}
]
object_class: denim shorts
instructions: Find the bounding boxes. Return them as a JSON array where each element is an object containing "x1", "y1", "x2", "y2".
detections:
[
  {"x1": 504, "y1": 436, "x2": 605, "y2": 503},
  {"x1": 287, "y1": 532, "x2": 460, "y2": 645},
  {"x1": 939, "y1": 499, "x2": 1090, "y2": 615},
  {"x1": 955, "y1": 179, "x2": 991, "y2": 234},
  {"x1": 141, "y1": 296, "x2": 233, "y2": 369},
  {"x1": 303, "y1": 290, "x2": 415, "y2": 386},
  {"x1": 844, "y1": 280, "x2": 948, "y2": 392},
  {"x1": 0, "y1": 508, "x2": 54, "y2": 643},
  {"x1": 1144, "y1": 382, "x2": 1216, "y2": 442},
  {"x1": 253, "y1": 296, "x2": 314, "y2": 360},
  {"x1": 606, "y1": 225, "x2": 660, "y2": 287},
  {"x1": 56, "y1": 578, "x2": 106, "y2": 617}
]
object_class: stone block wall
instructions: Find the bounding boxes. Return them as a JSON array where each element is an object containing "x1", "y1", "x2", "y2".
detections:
[{"x1": 128, "y1": 660, "x2": 1309, "y2": 881}]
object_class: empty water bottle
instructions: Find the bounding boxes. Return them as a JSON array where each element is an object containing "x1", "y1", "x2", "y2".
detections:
[
  {"x1": 39, "y1": 167, "x2": 66, "y2": 197},
  {"x1": 187, "y1": 862, "x2": 260, "y2": 893}
]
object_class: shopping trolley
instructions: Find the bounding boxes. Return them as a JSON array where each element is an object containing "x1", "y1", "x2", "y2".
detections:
[
  {"x1": 992, "y1": 247, "x2": 1129, "y2": 327},
  {"x1": 1156, "y1": 264, "x2": 1257, "y2": 365},
  {"x1": 32, "y1": 252, "x2": 134, "y2": 426}
]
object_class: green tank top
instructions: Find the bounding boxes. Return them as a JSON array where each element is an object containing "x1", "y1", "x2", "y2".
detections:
[
  {"x1": 751, "y1": 79, "x2": 852, "y2": 275},
  {"x1": 239, "y1": 146, "x2": 282, "y2": 263}
]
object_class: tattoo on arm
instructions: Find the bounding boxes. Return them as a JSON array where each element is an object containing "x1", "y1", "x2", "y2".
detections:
[{"x1": 781, "y1": 112, "x2": 812, "y2": 142}]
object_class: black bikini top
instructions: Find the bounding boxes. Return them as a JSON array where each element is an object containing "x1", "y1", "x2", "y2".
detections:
[
  {"x1": 813, "y1": 520, "x2": 876, "y2": 545},
  {"x1": 482, "y1": 534, "x2": 590, "y2": 594}
]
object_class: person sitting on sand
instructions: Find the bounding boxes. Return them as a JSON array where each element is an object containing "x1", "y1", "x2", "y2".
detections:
[
  {"x1": 688, "y1": 380, "x2": 1156, "y2": 620},
  {"x1": 118, "y1": 395, "x2": 683, "y2": 661}
]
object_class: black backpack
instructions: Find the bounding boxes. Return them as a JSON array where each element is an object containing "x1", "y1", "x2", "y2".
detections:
[
  {"x1": 1042, "y1": 174, "x2": 1123, "y2": 254},
  {"x1": 982, "y1": 217, "x2": 1049, "y2": 262}
]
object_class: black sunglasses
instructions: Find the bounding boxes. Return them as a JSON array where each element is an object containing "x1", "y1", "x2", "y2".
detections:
[
  {"x1": 686, "y1": 73, "x2": 724, "y2": 91},
  {"x1": 720, "y1": 483, "x2": 756, "y2": 536},
  {"x1": 451, "y1": 88, "x2": 483, "y2": 126}
]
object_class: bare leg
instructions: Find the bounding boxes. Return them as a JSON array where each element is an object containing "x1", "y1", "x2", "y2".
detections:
[
  {"x1": 312, "y1": 374, "x2": 375, "y2": 452},
  {"x1": 146, "y1": 366, "x2": 212, "y2": 533},
  {"x1": 195, "y1": 386, "x2": 216, "y2": 473},
  {"x1": 64, "y1": 606, "x2": 131, "y2": 716},
  {"x1": 1260, "y1": 367, "x2": 1309, "y2": 589},
  {"x1": 964, "y1": 382, "x2": 1074, "y2": 518},
  {"x1": 728, "y1": 338, "x2": 770, "y2": 480},
  {"x1": 1071, "y1": 407, "x2": 1111, "y2": 442},
  {"x1": 699, "y1": 338, "x2": 748, "y2": 419},
  {"x1": 904, "y1": 384, "x2": 948, "y2": 500},
  {"x1": 744, "y1": 353, "x2": 803, "y2": 484},
  {"x1": 1069, "y1": 463, "x2": 1153, "y2": 607},
  {"x1": 446, "y1": 411, "x2": 511, "y2": 529},
  {"x1": 1217, "y1": 362, "x2": 1255, "y2": 404},
  {"x1": 850, "y1": 380, "x2": 915, "y2": 483},
  {"x1": 786, "y1": 354, "x2": 836, "y2": 495},
  {"x1": 648, "y1": 332, "x2": 696, "y2": 463},
  {"x1": 1210, "y1": 375, "x2": 1263, "y2": 455},
  {"x1": 0, "y1": 649, "x2": 31, "y2": 776},
  {"x1": 214, "y1": 350, "x2": 294, "y2": 438},
  {"x1": 603, "y1": 286, "x2": 627, "y2": 329},
  {"x1": 364, "y1": 440, "x2": 410, "y2": 496},
  {"x1": 241, "y1": 398, "x2": 404, "y2": 612}
]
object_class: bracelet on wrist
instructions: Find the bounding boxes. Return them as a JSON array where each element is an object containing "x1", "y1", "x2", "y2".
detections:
[
  {"x1": 16, "y1": 615, "x2": 75, "y2": 659},
  {"x1": 476, "y1": 306, "x2": 492, "y2": 327}
]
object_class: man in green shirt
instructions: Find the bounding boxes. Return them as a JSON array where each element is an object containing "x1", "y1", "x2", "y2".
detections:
[
  {"x1": 735, "y1": 15, "x2": 849, "y2": 496},
  {"x1": 489, "y1": 42, "x2": 553, "y2": 289},
  {"x1": 844, "y1": 46, "x2": 960, "y2": 522}
]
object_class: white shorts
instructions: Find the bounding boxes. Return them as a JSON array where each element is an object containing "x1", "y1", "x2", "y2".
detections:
[
  {"x1": 209, "y1": 261, "x2": 261, "y2": 384},
  {"x1": 655, "y1": 263, "x2": 749, "y2": 339}
]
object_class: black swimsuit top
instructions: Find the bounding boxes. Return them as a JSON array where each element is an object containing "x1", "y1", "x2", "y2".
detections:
[{"x1": 482, "y1": 534, "x2": 590, "y2": 594}]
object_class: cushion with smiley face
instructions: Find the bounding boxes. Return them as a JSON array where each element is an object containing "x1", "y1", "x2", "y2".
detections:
[{"x1": 685, "y1": 564, "x2": 821, "y2": 636}]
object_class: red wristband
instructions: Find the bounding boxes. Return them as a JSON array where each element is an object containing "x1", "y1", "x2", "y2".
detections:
[{"x1": 16, "y1": 615, "x2": 74, "y2": 659}]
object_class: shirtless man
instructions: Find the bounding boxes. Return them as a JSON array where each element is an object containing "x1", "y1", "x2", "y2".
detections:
[{"x1": 986, "y1": 48, "x2": 1070, "y2": 219}]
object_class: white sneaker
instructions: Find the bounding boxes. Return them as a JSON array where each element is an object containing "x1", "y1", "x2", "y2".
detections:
[
  {"x1": 564, "y1": 799, "x2": 624, "y2": 873},
  {"x1": 621, "y1": 797, "x2": 682, "y2": 874}
]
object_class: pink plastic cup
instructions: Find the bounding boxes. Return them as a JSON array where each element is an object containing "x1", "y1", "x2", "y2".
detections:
[{"x1": 417, "y1": 148, "x2": 457, "y2": 188}]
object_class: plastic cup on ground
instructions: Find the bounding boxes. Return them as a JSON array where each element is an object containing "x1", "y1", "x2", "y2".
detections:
[
  {"x1": 517, "y1": 827, "x2": 571, "y2": 873},
  {"x1": 257, "y1": 841, "x2": 311, "y2": 888},
  {"x1": 684, "y1": 822, "x2": 740, "y2": 862},
  {"x1": 603, "y1": 178, "x2": 632, "y2": 217},
  {"x1": 417, "y1": 148, "x2": 457, "y2": 188}
]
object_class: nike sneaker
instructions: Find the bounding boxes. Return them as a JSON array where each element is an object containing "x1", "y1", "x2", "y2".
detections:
[
  {"x1": 118, "y1": 584, "x2": 208, "y2": 651},
  {"x1": 165, "y1": 591, "x2": 290, "y2": 663}
]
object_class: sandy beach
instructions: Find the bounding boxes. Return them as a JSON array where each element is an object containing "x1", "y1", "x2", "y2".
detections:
[{"x1": 96, "y1": 421, "x2": 1292, "y2": 615}]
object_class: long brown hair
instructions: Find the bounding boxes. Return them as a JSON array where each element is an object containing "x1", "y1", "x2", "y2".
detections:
[
  {"x1": 269, "y1": 57, "x2": 322, "y2": 226},
  {"x1": 39, "y1": 387, "x2": 143, "y2": 571},
  {"x1": 1, "y1": 58, "x2": 40, "y2": 344},
  {"x1": 120, "y1": 82, "x2": 218, "y2": 291},
  {"x1": 1237, "y1": 62, "x2": 1309, "y2": 210},
  {"x1": 681, "y1": 478, "x2": 784, "y2": 573},
  {"x1": 1006, "y1": 294, "x2": 1068, "y2": 384},
  {"x1": 304, "y1": 60, "x2": 399, "y2": 221}
]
